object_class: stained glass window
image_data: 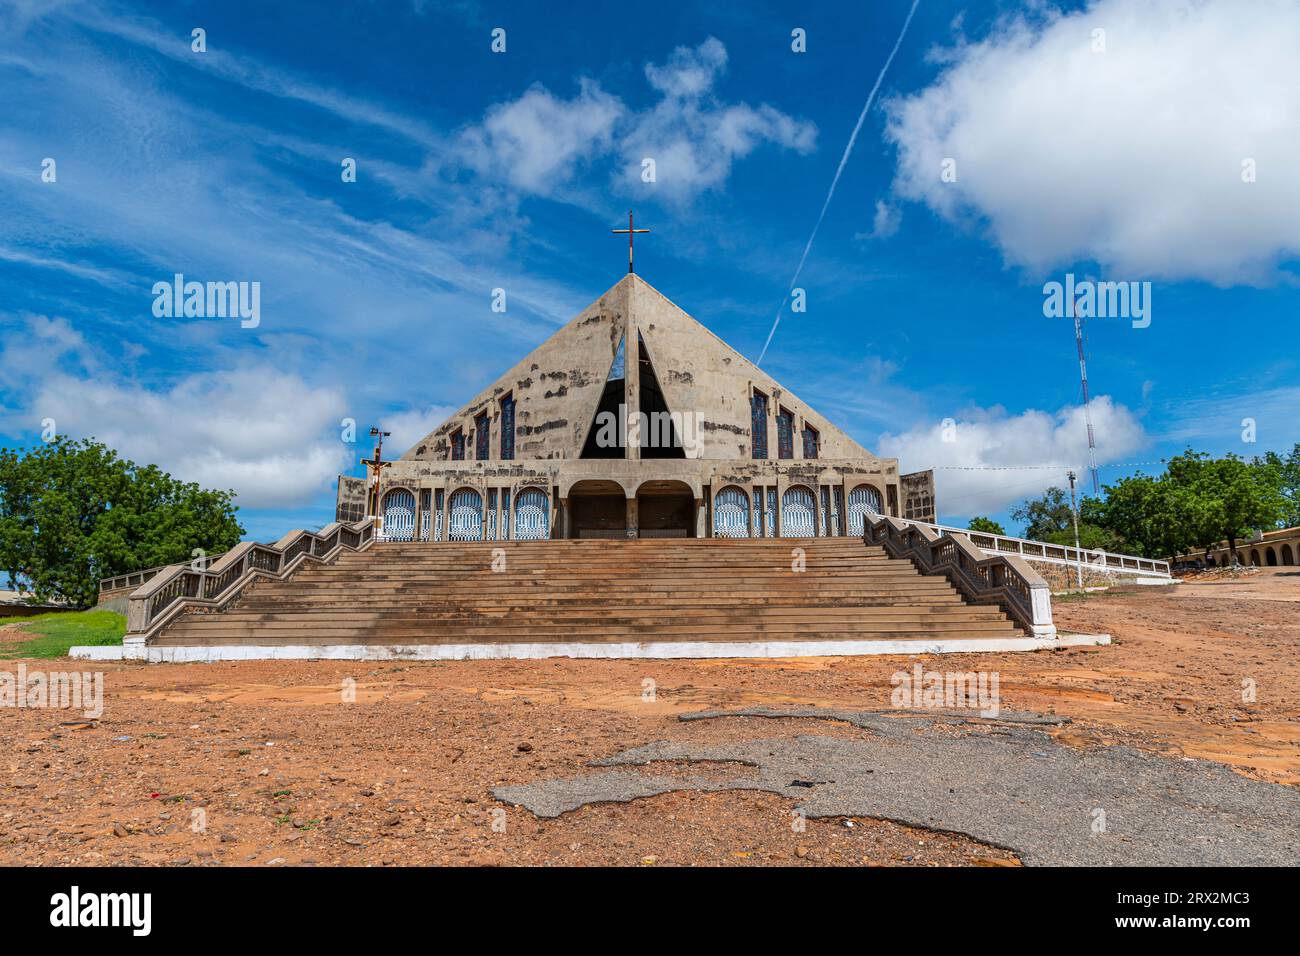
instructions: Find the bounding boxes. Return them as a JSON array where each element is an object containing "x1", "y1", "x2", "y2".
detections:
[
  {"x1": 751, "y1": 392, "x2": 768, "y2": 459},
  {"x1": 500, "y1": 395, "x2": 515, "y2": 460},
  {"x1": 475, "y1": 412, "x2": 489, "y2": 461},
  {"x1": 450, "y1": 430, "x2": 465, "y2": 461},
  {"x1": 803, "y1": 424, "x2": 819, "y2": 459},
  {"x1": 776, "y1": 408, "x2": 793, "y2": 460}
]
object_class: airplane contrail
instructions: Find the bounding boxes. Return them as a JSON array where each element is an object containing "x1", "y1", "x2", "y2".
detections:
[{"x1": 755, "y1": 0, "x2": 922, "y2": 367}]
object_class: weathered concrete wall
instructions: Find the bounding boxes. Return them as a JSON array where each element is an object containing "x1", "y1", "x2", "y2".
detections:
[
  {"x1": 381, "y1": 458, "x2": 897, "y2": 509},
  {"x1": 398, "y1": 274, "x2": 892, "y2": 469},
  {"x1": 901, "y1": 470, "x2": 936, "y2": 523},
  {"x1": 403, "y1": 279, "x2": 628, "y2": 462},
  {"x1": 335, "y1": 475, "x2": 367, "y2": 523},
  {"x1": 1029, "y1": 561, "x2": 1160, "y2": 592},
  {"x1": 632, "y1": 277, "x2": 875, "y2": 462}
]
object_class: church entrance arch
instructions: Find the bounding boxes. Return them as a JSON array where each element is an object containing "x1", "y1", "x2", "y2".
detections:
[
  {"x1": 636, "y1": 480, "x2": 695, "y2": 538},
  {"x1": 567, "y1": 480, "x2": 628, "y2": 538}
]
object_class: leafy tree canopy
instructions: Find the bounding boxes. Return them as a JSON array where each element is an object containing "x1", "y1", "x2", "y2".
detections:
[
  {"x1": 1252, "y1": 443, "x2": 1300, "y2": 528},
  {"x1": 1011, "y1": 448, "x2": 1290, "y2": 560},
  {"x1": 0, "y1": 437, "x2": 244, "y2": 607},
  {"x1": 1010, "y1": 486, "x2": 1076, "y2": 541},
  {"x1": 966, "y1": 516, "x2": 1006, "y2": 536}
]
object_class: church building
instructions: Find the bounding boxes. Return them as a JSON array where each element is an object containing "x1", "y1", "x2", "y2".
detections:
[{"x1": 337, "y1": 273, "x2": 936, "y2": 543}]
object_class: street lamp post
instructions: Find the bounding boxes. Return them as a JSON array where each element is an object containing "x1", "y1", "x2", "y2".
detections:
[{"x1": 1068, "y1": 470, "x2": 1083, "y2": 589}]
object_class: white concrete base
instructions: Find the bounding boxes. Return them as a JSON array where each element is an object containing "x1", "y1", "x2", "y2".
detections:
[
  {"x1": 70, "y1": 633, "x2": 1110, "y2": 662},
  {"x1": 1133, "y1": 577, "x2": 1180, "y2": 586},
  {"x1": 69, "y1": 645, "x2": 134, "y2": 661}
]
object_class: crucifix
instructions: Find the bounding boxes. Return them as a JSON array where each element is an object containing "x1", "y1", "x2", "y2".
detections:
[
  {"x1": 611, "y1": 210, "x2": 650, "y2": 274},
  {"x1": 359, "y1": 426, "x2": 392, "y2": 519}
]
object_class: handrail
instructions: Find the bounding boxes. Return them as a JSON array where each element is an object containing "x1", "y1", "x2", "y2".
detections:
[
  {"x1": 124, "y1": 520, "x2": 374, "y2": 642},
  {"x1": 865, "y1": 515, "x2": 1055, "y2": 638},
  {"x1": 888, "y1": 517, "x2": 1170, "y2": 578},
  {"x1": 101, "y1": 556, "x2": 225, "y2": 595}
]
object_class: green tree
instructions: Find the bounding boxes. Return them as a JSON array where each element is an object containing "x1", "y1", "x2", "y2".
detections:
[
  {"x1": 1165, "y1": 449, "x2": 1285, "y2": 562},
  {"x1": 1010, "y1": 486, "x2": 1075, "y2": 540},
  {"x1": 1253, "y1": 443, "x2": 1300, "y2": 528},
  {"x1": 1086, "y1": 475, "x2": 1175, "y2": 558},
  {"x1": 0, "y1": 438, "x2": 244, "y2": 607},
  {"x1": 1012, "y1": 487, "x2": 1128, "y2": 553},
  {"x1": 966, "y1": 516, "x2": 1006, "y2": 536}
]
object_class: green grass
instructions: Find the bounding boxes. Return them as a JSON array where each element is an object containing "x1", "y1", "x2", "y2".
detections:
[{"x1": 0, "y1": 609, "x2": 125, "y2": 659}]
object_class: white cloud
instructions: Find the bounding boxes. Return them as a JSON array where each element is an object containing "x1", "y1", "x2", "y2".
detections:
[
  {"x1": 645, "y1": 36, "x2": 729, "y2": 98},
  {"x1": 877, "y1": 396, "x2": 1147, "y2": 516},
  {"x1": 455, "y1": 37, "x2": 816, "y2": 202},
  {"x1": 384, "y1": 403, "x2": 458, "y2": 455},
  {"x1": 1, "y1": 317, "x2": 350, "y2": 510},
  {"x1": 856, "y1": 200, "x2": 901, "y2": 240},
  {"x1": 457, "y1": 80, "x2": 625, "y2": 194},
  {"x1": 621, "y1": 38, "x2": 816, "y2": 200},
  {"x1": 884, "y1": 0, "x2": 1300, "y2": 284}
]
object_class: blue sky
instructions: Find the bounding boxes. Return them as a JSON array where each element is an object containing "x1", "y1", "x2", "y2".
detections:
[{"x1": 2, "y1": 0, "x2": 1297, "y2": 540}]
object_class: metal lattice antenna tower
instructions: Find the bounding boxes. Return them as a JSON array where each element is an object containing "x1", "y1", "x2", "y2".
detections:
[{"x1": 1071, "y1": 297, "x2": 1100, "y2": 495}]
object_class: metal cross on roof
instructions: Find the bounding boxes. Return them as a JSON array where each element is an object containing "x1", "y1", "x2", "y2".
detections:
[{"x1": 611, "y1": 210, "x2": 650, "y2": 274}]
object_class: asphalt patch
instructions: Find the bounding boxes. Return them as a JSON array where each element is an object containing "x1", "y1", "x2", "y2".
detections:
[{"x1": 492, "y1": 707, "x2": 1300, "y2": 865}]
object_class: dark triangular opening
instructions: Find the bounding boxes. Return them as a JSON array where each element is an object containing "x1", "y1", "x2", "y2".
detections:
[
  {"x1": 638, "y1": 333, "x2": 685, "y2": 459},
  {"x1": 581, "y1": 335, "x2": 626, "y2": 459}
]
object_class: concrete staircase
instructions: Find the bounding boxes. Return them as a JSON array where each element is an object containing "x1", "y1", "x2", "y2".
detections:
[{"x1": 154, "y1": 538, "x2": 1023, "y2": 648}]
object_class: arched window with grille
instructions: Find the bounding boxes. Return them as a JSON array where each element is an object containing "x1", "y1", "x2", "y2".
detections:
[
  {"x1": 514, "y1": 487, "x2": 550, "y2": 540},
  {"x1": 381, "y1": 488, "x2": 416, "y2": 541},
  {"x1": 847, "y1": 484, "x2": 884, "y2": 537},
  {"x1": 780, "y1": 485, "x2": 817, "y2": 537},
  {"x1": 712, "y1": 486, "x2": 750, "y2": 538},
  {"x1": 448, "y1": 488, "x2": 484, "y2": 541}
]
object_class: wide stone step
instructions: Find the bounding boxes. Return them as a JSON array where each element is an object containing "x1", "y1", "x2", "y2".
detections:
[
  {"x1": 159, "y1": 621, "x2": 1020, "y2": 642},
  {"x1": 254, "y1": 579, "x2": 953, "y2": 592},
  {"x1": 177, "y1": 604, "x2": 1010, "y2": 625},
  {"x1": 150, "y1": 536, "x2": 1025, "y2": 648}
]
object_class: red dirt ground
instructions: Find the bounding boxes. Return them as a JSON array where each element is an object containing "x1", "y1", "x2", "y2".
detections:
[{"x1": 1, "y1": 568, "x2": 1295, "y2": 866}]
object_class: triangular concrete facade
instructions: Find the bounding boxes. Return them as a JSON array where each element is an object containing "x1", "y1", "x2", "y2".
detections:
[
  {"x1": 402, "y1": 276, "x2": 630, "y2": 461},
  {"x1": 403, "y1": 273, "x2": 877, "y2": 464},
  {"x1": 628, "y1": 276, "x2": 873, "y2": 461}
]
